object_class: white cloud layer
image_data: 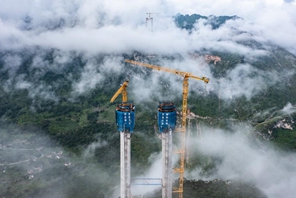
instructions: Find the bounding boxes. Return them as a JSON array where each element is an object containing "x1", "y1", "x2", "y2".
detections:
[
  {"x1": 0, "y1": 0, "x2": 295, "y2": 101},
  {"x1": 187, "y1": 126, "x2": 296, "y2": 198},
  {"x1": 0, "y1": 0, "x2": 295, "y2": 54}
]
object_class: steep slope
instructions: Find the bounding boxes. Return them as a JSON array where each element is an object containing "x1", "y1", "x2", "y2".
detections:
[
  {"x1": 174, "y1": 14, "x2": 241, "y2": 30},
  {"x1": 1, "y1": 13, "x2": 296, "y2": 198},
  {"x1": 142, "y1": 179, "x2": 267, "y2": 198}
]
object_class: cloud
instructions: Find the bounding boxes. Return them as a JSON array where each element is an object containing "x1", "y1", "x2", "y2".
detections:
[
  {"x1": 20, "y1": 83, "x2": 58, "y2": 102},
  {"x1": 3, "y1": 54, "x2": 22, "y2": 77},
  {"x1": 0, "y1": 0, "x2": 296, "y2": 102},
  {"x1": 280, "y1": 102, "x2": 296, "y2": 115},
  {"x1": 0, "y1": 122, "x2": 119, "y2": 198},
  {"x1": 1, "y1": 2, "x2": 295, "y2": 197},
  {"x1": 71, "y1": 55, "x2": 125, "y2": 95},
  {"x1": 83, "y1": 139, "x2": 108, "y2": 158},
  {"x1": 72, "y1": 60, "x2": 105, "y2": 95},
  {"x1": 213, "y1": 63, "x2": 283, "y2": 100},
  {"x1": 130, "y1": 152, "x2": 163, "y2": 196},
  {"x1": 187, "y1": 125, "x2": 296, "y2": 198},
  {"x1": 0, "y1": 0, "x2": 295, "y2": 55}
]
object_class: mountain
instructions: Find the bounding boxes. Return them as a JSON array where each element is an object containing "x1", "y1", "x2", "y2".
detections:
[
  {"x1": 1, "y1": 13, "x2": 296, "y2": 198},
  {"x1": 143, "y1": 179, "x2": 267, "y2": 198},
  {"x1": 174, "y1": 14, "x2": 241, "y2": 30}
]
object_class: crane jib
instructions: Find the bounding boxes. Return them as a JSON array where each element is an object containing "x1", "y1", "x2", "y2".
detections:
[{"x1": 125, "y1": 59, "x2": 209, "y2": 84}]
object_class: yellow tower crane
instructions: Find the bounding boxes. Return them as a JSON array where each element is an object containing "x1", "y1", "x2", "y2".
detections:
[
  {"x1": 110, "y1": 80, "x2": 129, "y2": 103},
  {"x1": 125, "y1": 59, "x2": 209, "y2": 198},
  {"x1": 110, "y1": 80, "x2": 134, "y2": 198}
]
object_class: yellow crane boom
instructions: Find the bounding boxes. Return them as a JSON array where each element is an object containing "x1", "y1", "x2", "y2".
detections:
[
  {"x1": 110, "y1": 80, "x2": 129, "y2": 103},
  {"x1": 125, "y1": 59, "x2": 209, "y2": 198},
  {"x1": 125, "y1": 59, "x2": 209, "y2": 83}
]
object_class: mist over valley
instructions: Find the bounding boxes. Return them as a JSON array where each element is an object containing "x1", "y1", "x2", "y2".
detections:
[{"x1": 1, "y1": 0, "x2": 296, "y2": 197}]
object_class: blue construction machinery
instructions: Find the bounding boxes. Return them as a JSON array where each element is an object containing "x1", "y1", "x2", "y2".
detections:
[{"x1": 157, "y1": 101, "x2": 176, "y2": 133}]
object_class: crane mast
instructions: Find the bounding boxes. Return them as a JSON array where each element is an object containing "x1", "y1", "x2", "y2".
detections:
[
  {"x1": 110, "y1": 80, "x2": 135, "y2": 198},
  {"x1": 146, "y1": 13, "x2": 159, "y2": 32},
  {"x1": 125, "y1": 59, "x2": 209, "y2": 198}
]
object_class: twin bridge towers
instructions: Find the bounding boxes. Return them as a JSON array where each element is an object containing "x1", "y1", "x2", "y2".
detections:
[
  {"x1": 112, "y1": 98, "x2": 176, "y2": 198},
  {"x1": 110, "y1": 60, "x2": 209, "y2": 198}
]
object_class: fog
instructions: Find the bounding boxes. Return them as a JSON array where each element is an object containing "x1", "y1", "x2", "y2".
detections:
[
  {"x1": 0, "y1": 0, "x2": 295, "y2": 103},
  {"x1": 186, "y1": 125, "x2": 296, "y2": 198},
  {"x1": 0, "y1": 0, "x2": 295, "y2": 54},
  {"x1": 0, "y1": 123, "x2": 119, "y2": 198},
  {"x1": 1, "y1": 0, "x2": 296, "y2": 197}
]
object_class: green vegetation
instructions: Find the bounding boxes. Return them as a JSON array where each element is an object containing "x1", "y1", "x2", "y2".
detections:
[
  {"x1": 1, "y1": 32, "x2": 296, "y2": 197},
  {"x1": 174, "y1": 14, "x2": 240, "y2": 30},
  {"x1": 273, "y1": 128, "x2": 296, "y2": 150},
  {"x1": 144, "y1": 179, "x2": 267, "y2": 198}
]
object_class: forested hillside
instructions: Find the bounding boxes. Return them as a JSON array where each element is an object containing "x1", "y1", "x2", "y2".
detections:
[{"x1": 1, "y1": 11, "x2": 296, "y2": 198}]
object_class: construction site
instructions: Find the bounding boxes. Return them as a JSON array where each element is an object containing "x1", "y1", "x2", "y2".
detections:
[{"x1": 110, "y1": 59, "x2": 209, "y2": 198}]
